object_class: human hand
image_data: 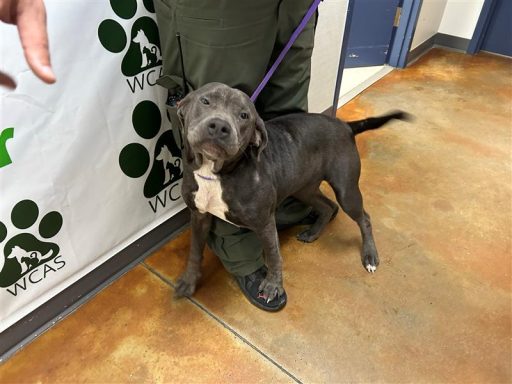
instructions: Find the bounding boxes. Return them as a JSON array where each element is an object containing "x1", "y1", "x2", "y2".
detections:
[{"x1": 0, "y1": 0, "x2": 56, "y2": 88}]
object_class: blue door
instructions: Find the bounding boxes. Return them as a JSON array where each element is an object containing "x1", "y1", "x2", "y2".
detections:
[
  {"x1": 344, "y1": 0, "x2": 401, "y2": 68},
  {"x1": 481, "y1": 0, "x2": 512, "y2": 57}
]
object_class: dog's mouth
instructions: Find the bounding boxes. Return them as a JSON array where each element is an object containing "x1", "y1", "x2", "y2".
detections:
[
  {"x1": 197, "y1": 141, "x2": 226, "y2": 161},
  {"x1": 195, "y1": 140, "x2": 239, "y2": 161}
]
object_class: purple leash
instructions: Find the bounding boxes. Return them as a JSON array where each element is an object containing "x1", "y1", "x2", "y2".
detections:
[{"x1": 250, "y1": 0, "x2": 322, "y2": 103}]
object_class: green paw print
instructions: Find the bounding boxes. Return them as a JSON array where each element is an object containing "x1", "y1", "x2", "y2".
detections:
[
  {"x1": 119, "y1": 100, "x2": 183, "y2": 199},
  {"x1": 0, "y1": 200, "x2": 63, "y2": 288},
  {"x1": 98, "y1": 0, "x2": 162, "y2": 77}
]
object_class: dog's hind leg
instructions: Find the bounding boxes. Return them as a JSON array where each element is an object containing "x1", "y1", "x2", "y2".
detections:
[
  {"x1": 330, "y1": 178, "x2": 379, "y2": 273},
  {"x1": 175, "y1": 211, "x2": 212, "y2": 297},
  {"x1": 293, "y1": 185, "x2": 339, "y2": 243}
]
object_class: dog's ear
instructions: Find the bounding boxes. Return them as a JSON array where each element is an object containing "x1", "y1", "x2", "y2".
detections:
[
  {"x1": 251, "y1": 116, "x2": 268, "y2": 161},
  {"x1": 176, "y1": 93, "x2": 192, "y2": 126},
  {"x1": 176, "y1": 93, "x2": 201, "y2": 166}
]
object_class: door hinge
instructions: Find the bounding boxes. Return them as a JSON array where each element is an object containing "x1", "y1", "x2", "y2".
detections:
[{"x1": 394, "y1": 6, "x2": 402, "y2": 27}]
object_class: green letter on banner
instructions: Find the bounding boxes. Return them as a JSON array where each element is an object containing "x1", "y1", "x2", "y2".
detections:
[{"x1": 0, "y1": 127, "x2": 14, "y2": 168}]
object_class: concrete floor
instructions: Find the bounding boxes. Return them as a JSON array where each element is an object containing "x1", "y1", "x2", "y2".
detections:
[{"x1": 0, "y1": 48, "x2": 510, "y2": 383}]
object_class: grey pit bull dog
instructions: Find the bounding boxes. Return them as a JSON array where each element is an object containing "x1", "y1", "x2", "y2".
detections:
[{"x1": 175, "y1": 82, "x2": 409, "y2": 303}]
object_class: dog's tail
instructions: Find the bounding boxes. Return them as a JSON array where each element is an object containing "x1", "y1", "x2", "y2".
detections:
[{"x1": 347, "y1": 110, "x2": 412, "y2": 135}]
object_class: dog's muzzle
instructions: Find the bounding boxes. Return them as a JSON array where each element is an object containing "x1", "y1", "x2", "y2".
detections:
[{"x1": 188, "y1": 117, "x2": 239, "y2": 160}]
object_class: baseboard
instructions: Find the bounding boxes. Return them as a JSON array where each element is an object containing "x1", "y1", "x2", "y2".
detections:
[
  {"x1": 435, "y1": 33, "x2": 470, "y2": 52},
  {"x1": 480, "y1": 50, "x2": 512, "y2": 59},
  {"x1": 407, "y1": 34, "x2": 436, "y2": 65},
  {"x1": 408, "y1": 33, "x2": 471, "y2": 65},
  {"x1": 0, "y1": 208, "x2": 190, "y2": 362}
]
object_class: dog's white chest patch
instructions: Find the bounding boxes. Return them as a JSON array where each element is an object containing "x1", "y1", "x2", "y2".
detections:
[{"x1": 193, "y1": 161, "x2": 232, "y2": 223}]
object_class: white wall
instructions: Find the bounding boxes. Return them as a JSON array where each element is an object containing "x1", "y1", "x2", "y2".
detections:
[
  {"x1": 438, "y1": 0, "x2": 484, "y2": 39},
  {"x1": 411, "y1": 0, "x2": 448, "y2": 49},
  {"x1": 309, "y1": 0, "x2": 486, "y2": 111},
  {"x1": 309, "y1": 0, "x2": 349, "y2": 113}
]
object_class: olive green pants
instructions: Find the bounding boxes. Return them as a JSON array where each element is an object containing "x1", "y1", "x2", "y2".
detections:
[{"x1": 155, "y1": 0, "x2": 316, "y2": 276}]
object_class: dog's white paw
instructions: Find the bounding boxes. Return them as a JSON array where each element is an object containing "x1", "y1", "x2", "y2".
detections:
[{"x1": 366, "y1": 264, "x2": 377, "y2": 273}]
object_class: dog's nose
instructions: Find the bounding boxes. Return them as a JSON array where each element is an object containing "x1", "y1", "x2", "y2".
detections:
[{"x1": 206, "y1": 118, "x2": 232, "y2": 139}]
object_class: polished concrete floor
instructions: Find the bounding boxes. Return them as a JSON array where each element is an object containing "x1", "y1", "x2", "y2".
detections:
[{"x1": 1, "y1": 48, "x2": 510, "y2": 383}]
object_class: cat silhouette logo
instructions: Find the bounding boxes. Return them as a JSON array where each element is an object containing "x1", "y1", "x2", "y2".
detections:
[
  {"x1": 155, "y1": 144, "x2": 181, "y2": 185},
  {"x1": 98, "y1": 0, "x2": 162, "y2": 77},
  {"x1": 0, "y1": 200, "x2": 65, "y2": 291}
]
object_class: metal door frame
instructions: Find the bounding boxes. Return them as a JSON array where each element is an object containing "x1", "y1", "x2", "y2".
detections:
[
  {"x1": 467, "y1": 0, "x2": 497, "y2": 54},
  {"x1": 331, "y1": 0, "x2": 423, "y2": 115}
]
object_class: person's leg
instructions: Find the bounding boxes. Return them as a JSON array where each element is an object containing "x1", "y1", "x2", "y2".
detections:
[
  {"x1": 260, "y1": 0, "x2": 317, "y2": 232},
  {"x1": 153, "y1": 0, "x2": 278, "y2": 95},
  {"x1": 206, "y1": 220, "x2": 265, "y2": 277},
  {"x1": 155, "y1": 0, "x2": 316, "y2": 311},
  {"x1": 257, "y1": 0, "x2": 316, "y2": 119}
]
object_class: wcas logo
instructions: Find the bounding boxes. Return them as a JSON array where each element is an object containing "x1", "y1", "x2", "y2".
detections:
[
  {"x1": 98, "y1": 0, "x2": 162, "y2": 93},
  {"x1": 0, "y1": 200, "x2": 66, "y2": 296}
]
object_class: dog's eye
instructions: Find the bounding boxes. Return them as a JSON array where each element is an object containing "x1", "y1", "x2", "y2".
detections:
[
  {"x1": 200, "y1": 97, "x2": 210, "y2": 105},
  {"x1": 240, "y1": 112, "x2": 249, "y2": 120}
]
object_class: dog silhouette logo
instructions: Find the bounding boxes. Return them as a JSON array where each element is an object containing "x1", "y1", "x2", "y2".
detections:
[{"x1": 132, "y1": 29, "x2": 162, "y2": 69}]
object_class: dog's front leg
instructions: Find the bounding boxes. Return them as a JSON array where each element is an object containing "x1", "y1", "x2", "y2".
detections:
[
  {"x1": 175, "y1": 211, "x2": 212, "y2": 298},
  {"x1": 254, "y1": 216, "x2": 284, "y2": 302}
]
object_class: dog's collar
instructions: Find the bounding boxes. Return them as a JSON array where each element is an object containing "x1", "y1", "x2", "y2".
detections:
[
  {"x1": 194, "y1": 159, "x2": 219, "y2": 181},
  {"x1": 196, "y1": 173, "x2": 217, "y2": 181}
]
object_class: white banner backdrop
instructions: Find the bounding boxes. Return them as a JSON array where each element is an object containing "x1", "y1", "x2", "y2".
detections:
[{"x1": 0, "y1": 0, "x2": 185, "y2": 332}]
